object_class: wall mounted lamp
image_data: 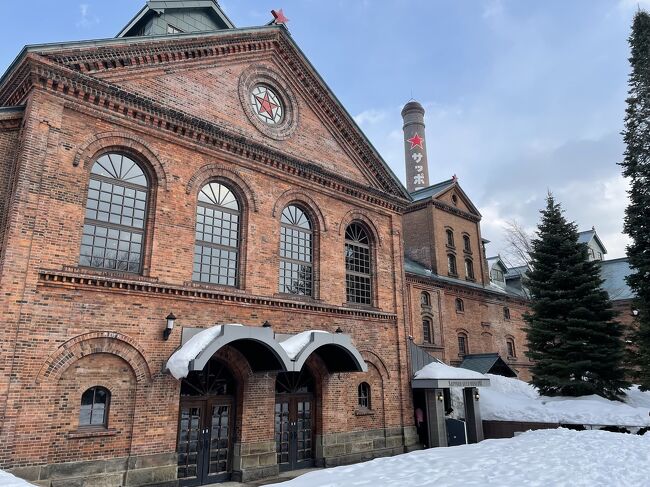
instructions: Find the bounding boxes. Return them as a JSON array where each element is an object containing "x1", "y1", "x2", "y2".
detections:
[{"x1": 163, "y1": 312, "x2": 177, "y2": 341}]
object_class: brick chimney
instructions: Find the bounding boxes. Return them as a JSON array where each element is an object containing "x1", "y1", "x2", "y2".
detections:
[{"x1": 401, "y1": 100, "x2": 430, "y2": 193}]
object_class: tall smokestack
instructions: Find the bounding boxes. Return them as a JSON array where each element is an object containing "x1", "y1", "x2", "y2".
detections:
[{"x1": 401, "y1": 101, "x2": 430, "y2": 193}]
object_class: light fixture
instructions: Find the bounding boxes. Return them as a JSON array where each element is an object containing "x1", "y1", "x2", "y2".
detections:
[
  {"x1": 262, "y1": 320, "x2": 272, "y2": 328},
  {"x1": 632, "y1": 309, "x2": 639, "y2": 317},
  {"x1": 335, "y1": 327, "x2": 343, "y2": 334},
  {"x1": 437, "y1": 391, "x2": 444, "y2": 402},
  {"x1": 163, "y1": 312, "x2": 176, "y2": 341},
  {"x1": 474, "y1": 390, "x2": 480, "y2": 401}
]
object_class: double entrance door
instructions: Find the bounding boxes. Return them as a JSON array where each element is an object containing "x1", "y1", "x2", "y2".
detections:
[
  {"x1": 275, "y1": 393, "x2": 314, "y2": 471},
  {"x1": 177, "y1": 397, "x2": 233, "y2": 486}
]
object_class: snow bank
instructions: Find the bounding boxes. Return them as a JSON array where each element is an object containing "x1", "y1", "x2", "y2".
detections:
[
  {"x1": 268, "y1": 429, "x2": 650, "y2": 487},
  {"x1": 166, "y1": 324, "x2": 243, "y2": 379},
  {"x1": 279, "y1": 330, "x2": 329, "y2": 360},
  {"x1": 478, "y1": 374, "x2": 650, "y2": 426},
  {"x1": 414, "y1": 361, "x2": 487, "y2": 380},
  {"x1": 0, "y1": 469, "x2": 35, "y2": 487}
]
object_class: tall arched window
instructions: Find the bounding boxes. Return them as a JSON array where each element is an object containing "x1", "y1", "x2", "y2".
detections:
[
  {"x1": 506, "y1": 338, "x2": 516, "y2": 357},
  {"x1": 345, "y1": 223, "x2": 372, "y2": 305},
  {"x1": 358, "y1": 382, "x2": 371, "y2": 409},
  {"x1": 279, "y1": 205, "x2": 313, "y2": 296},
  {"x1": 80, "y1": 153, "x2": 149, "y2": 273},
  {"x1": 448, "y1": 254, "x2": 457, "y2": 276},
  {"x1": 420, "y1": 291, "x2": 431, "y2": 307},
  {"x1": 455, "y1": 297, "x2": 465, "y2": 312},
  {"x1": 193, "y1": 182, "x2": 240, "y2": 286},
  {"x1": 465, "y1": 258, "x2": 475, "y2": 280},
  {"x1": 446, "y1": 229, "x2": 455, "y2": 247},
  {"x1": 458, "y1": 333, "x2": 468, "y2": 356},
  {"x1": 463, "y1": 234, "x2": 471, "y2": 252},
  {"x1": 503, "y1": 307, "x2": 511, "y2": 320},
  {"x1": 422, "y1": 318, "x2": 433, "y2": 344},
  {"x1": 79, "y1": 386, "x2": 110, "y2": 427}
]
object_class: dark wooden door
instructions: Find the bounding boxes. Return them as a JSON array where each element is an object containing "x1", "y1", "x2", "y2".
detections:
[
  {"x1": 275, "y1": 394, "x2": 314, "y2": 472},
  {"x1": 178, "y1": 397, "x2": 233, "y2": 485}
]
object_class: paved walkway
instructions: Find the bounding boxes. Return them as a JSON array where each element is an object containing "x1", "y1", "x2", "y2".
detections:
[{"x1": 208, "y1": 467, "x2": 320, "y2": 487}]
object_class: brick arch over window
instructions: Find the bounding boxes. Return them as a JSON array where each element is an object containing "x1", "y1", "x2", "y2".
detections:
[
  {"x1": 74, "y1": 131, "x2": 168, "y2": 189},
  {"x1": 186, "y1": 164, "x2": 259, "y2": 212},
  {"x1": 36, "y1": 332, "x2": 152, "y2": 385},
  {"x1": 272, "y1": 189, "x2": 328, "y2": 233},
  {"x1": 338, "y1": 210, "x2": 382, "y2": 247},
  {"x1": 359, "y1": 349, "x2": 391, "y2": 380}
]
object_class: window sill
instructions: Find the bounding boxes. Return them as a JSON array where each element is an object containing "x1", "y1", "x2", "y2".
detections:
[
  {"x1": 355, "y1": 407, "x2": 375, "y2": 416},
  {"x1": 275, "y1": 293, "x2": 318, "y2": 303},
  {"x1": 67, "y1": 428, "x2": 118, "y2": 439},
  {"x1": 463, "y1": 249, "x2": 473, "y2": 255},
  {"x1": 465, "y1": 277, "x2": 476, "y2": 282},
  {"x1": 344, "y1": 302, "x2": 379, "y2": 312},
  {"x1": 456, "y1": 310, "x2": 464, "y2": 314}
]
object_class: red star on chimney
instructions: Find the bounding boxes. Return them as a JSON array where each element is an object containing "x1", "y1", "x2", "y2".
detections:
[
  {"x1": 406, "y1": 133, "x2": 424, "y2": 150},
  {"x1": 272, "y1": 9, "x2": 289, "y2": 24}
]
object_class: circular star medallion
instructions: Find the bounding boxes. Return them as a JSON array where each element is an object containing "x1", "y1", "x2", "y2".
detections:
[{"x1": 250, "y1": 85, "x2": 284, "y2": 125}]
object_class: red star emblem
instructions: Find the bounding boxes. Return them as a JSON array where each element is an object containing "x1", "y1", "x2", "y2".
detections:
[
  {"x1": 272, "y1": 9, "x2": 289, "y2": 24},
  {"x1": 407, "y1": 133, "x2": 424, "y2": 150},
  {"x1": 255, "y1": 92, "x2": 279, "y2": 118}
]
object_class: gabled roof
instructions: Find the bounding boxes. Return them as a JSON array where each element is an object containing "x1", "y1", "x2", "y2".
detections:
[
  {"x1": 117, "y1": 0, "x2": 235, "y2": 37},
  {"x1": 0, "y1": 22, "x2": 410, "y2": 202},
  {"x1": 409, "y1": 178, "x2": 481, "y2": 217},
  {"x1": 410, "y1": 178, "x2": 455, "y2": 201},
  {"x1": 578, "y1": 228, "x2": 607, "y2": 255},
  {"x1": 487, "y1": 255, "x2": 508, "y2": 273},
  {"x1": 505, "y1": 265, "x2": 528, "y2": 281},
  {"x1": 459, "y1": 353, "x2": 518, "y2": 378}
]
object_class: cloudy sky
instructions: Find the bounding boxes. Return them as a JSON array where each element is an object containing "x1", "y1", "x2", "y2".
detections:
[{"x1": 0, "y1": 0, "x2": 643, "y2": 260}]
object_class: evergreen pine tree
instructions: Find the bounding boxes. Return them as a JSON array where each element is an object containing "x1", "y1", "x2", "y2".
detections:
[
  {"x1": 621, "y1": 11, "x2": 650, "y2": 391},
  {"x1": 524, "y1": 195, "x2": 629, "y2": 400}
]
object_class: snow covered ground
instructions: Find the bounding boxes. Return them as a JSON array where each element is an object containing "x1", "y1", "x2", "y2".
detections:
[
  {"x1": 0, "y1": 469, "x2": 34, "y2": 487},
  {"x1": 460, "y1": 374, "x2": 650, "y2": 427},
  {"x1": 269, "y1": 429, "x2": 650, "y2": 487}
]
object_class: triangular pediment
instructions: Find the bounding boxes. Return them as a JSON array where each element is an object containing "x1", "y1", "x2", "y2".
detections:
[
  {"x1": 15, "y1": 27, "x2": 408, "y2": 200},
  {"x1": 435, "y1": 183, "x2": 481, "y2": 217}
]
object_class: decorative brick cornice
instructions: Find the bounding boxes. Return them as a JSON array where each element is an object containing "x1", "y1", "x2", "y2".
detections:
[
  {"x1": 38, "y1": 268, "x2": 398, "y2": 322},
  {"x1": 1, "y1": 28, "x2": 410, "y2": 202},
  {"x1": 405, "y1": 198, "x2": 481, "y2": 223},
  {"x1": 1, "y1": 55, "x2": 408, "y2": 213},
  {"x1": 405, "y1": 272, "x2": 527, "y2": 304}
]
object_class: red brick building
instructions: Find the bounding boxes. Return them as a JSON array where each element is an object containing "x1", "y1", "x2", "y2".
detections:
[
  {"x1": 0, "y1": 2, "x2": 420, "y2": 485},
  {"x1": 0, "y1": 2, "x2": 535, "y2": 486}
]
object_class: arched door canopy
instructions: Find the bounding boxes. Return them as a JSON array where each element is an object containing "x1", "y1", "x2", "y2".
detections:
[{"x1": 166, "y1": 325, "x2": 367, "y2": 378}]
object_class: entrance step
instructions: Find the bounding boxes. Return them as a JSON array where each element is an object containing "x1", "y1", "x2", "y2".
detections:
[{"x1": 207, "y1": 467, "x2": 322, "y2": 487}]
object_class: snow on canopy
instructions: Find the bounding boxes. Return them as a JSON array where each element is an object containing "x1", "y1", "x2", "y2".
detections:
[
  {"x1": 414, "y1": 361, "x2": 487, "y2": 380},
  {"x1": 458, "y1": 373, "x2": 650, "y2": 426},
  {"x1": 166, "y1": 324, "x2": 243, "y2": 379},
  {"x1": 279, "y1": 330, "x2": 329, "y2": 360},
  {"x1": 267, "y1": 429, "x2": 650, "y2": 487}
]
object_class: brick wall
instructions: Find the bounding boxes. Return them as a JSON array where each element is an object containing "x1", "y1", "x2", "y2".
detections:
[{"x1": 0, "y1": 75, "x2": 413, "y2": 482}]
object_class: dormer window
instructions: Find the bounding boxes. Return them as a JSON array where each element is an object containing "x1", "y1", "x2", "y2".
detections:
[
  {"x1": 167, "y1": 24, "x2": 184, "y2": 34},
  {"x1": 491, "y1": 269, "x2": 504, "y2": 282}
]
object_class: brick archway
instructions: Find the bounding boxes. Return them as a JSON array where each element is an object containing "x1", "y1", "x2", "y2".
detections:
[
  {"x1": 73, "y1": 131, "x2": 168, "y2": 189},
  {"x1": 36, "y1": 331, "x2": 153, "y2": 385}
]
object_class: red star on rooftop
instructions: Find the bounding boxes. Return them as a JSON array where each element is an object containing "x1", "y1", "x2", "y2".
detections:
[
  {"x1": 272, "y1": 9, "x2": 289, "y2": 24},
  {"x1": 407, "y1": 133, "x2": 424, "y2": 150},
  {"x1": 255, "y1": 92, "x2": 279, "y2": 118}
]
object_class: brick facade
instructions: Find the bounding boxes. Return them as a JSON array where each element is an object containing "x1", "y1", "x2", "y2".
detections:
[
  {"x1": 0, "y1": 27, "x2": 416, "y2": 486},
  {"x1": 0, "y1": 9, "x2": 538, "y2": 487}
]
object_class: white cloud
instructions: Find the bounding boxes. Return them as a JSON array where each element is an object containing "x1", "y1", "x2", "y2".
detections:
[
  {"x1": 353, "y1": 109, "x2": 387, "y2": 126},
  {"x1": 76, "y1": 4, "x2": 99, "y2": 29}
]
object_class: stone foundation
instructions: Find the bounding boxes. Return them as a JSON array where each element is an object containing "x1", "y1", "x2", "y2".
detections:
[
  {"x1": 232, "y1": 440, "x2": 279, "y2": 482},
  {"x1": 316, "y1": 426, "x2": 419, "y2": 467},
  {"x1": 9, "y1": 453, "x2": 177, "y2": 487}
]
